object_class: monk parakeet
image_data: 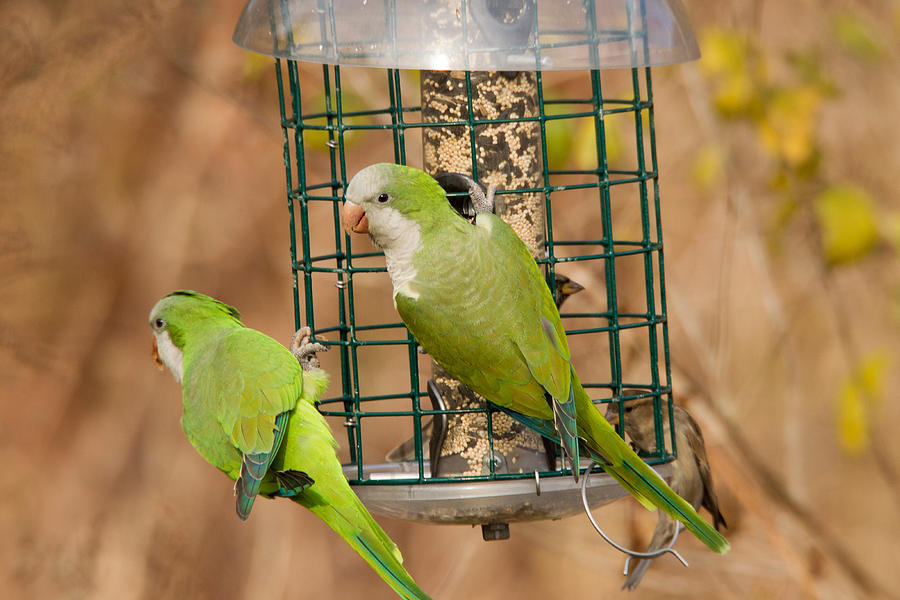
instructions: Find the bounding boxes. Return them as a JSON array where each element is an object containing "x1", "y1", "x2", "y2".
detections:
[
  {"x1": 340, "y1": 163, "x2": 729, "y2": 554},
  {"x1": 148, "y1": 290, "x2": 431, "y2": 600},
  {"x1": 386, "y1": 172, "x2": 581, "y2": 473},
  {"x1": 607, "y1": 397, "x2": 727, "y2": 590}
]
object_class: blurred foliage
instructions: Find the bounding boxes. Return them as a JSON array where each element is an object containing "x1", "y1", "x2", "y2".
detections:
[
  {"x1": 303, "y1": 88, "x2": 367, "y2": 153},
  {"x1": 697, "y1": 20, "x2": 892, "y2": 269},
  {"x1": 831, "y1": 12, "x2": 885, "y2": 62},
  {"x1": 892, "y1": 286, "x2": 900, "y2": 325},
  {"x1": 241, "y1": 51, "x2": 271, "y2": 84},
  {"x1": 697, "y1": 13, "x2": 896, "y2": 459},
  {"x1": 699, "y1": 29, "x2": 767, "y2": 119},
  {"x1": 543, "y1": 93, "x2": 624, "y2": 170},
  {"x1": 691, "y1": 142, "x2": 725, "y2": 190},
  {"x1": 886, "y1": 213, "x2": 900, "y2": 253},
  {"x1": 785, "y1": 50, "x2": 839, "y2": 97},
  {"x1": 756, "y1": 86, "x2": 822, "y2": 171},
  {"x1": 814, "y1": 184, "x2": 880, "y2": 266},
  {"x1": 837, "y1": 351, "x2": 890, "y2": 455}
]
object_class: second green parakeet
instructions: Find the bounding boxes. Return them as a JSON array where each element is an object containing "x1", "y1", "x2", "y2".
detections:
[
  {"x1": 340, "y1": 163, "x2": 729, "y2": 555},
  {"x1": 149, "y1": 290, "x2": 431, "y2": 600}
]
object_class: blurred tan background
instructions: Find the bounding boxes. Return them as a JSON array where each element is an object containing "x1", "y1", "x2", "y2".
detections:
[{"x1": 2, "y1": 1, "x2": 899, "y2": 598}]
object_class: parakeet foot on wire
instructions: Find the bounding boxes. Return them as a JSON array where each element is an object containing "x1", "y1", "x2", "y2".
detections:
[{"x1": 290, "y1": 326, "x2": 328, "y2": 370}]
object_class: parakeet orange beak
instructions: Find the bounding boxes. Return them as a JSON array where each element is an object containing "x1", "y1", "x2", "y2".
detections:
[
  {"x1": 152, "y1": 337, "x2": 164, "y2": 370},
  {"x1": 341, "y1": 202, "x2": 369, "y2": 234}
]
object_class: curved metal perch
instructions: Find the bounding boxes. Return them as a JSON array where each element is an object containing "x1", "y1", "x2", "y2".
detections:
[{"x1": 579, "y1": 465, "x2": 688, "y2": 570}]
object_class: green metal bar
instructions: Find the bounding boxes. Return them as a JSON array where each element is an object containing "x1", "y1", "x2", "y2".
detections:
[
  {"x1": 292, "y1": 66, "x2": 316, "y2": 341},
  {"x1": 644, "y1": 63, "x2": 677, "y2": 459},
  {"x1": 300, "y1": 103, "x2": 644, "y2": 122},
  {"x1": 464, "y1": 71, "x2": 478, "y2": 179},
  {"x1": 318, "y1": 405, "x2": 492, "y2": 416},
  {"x1": 300, "y1": 106, "x2": 420, "y2": 120},
  {"x1": 331, "y1": 65, "x2": 368, "y2": 477},
  {"x1": 389, "y1": 67, "x2": 424, "y2": 479},
  {"x1": 589, "y1": 68, "x2": 626, "y2": 439},
  {"x1": 317, "y1": 65, "x2": 361, "y2": 471},
  {"x1": 536, "y1": 70, "x2": 558, "y2": 315},
  {"x1": 274, "y1": 59, "x2": 302, "y2": 331}
]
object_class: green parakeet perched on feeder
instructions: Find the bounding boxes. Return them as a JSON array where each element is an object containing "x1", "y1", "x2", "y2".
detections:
[
  {"x1": 148, "y1": 290, "x2": 431, "y2": 600},
  {"x1": 340, "y1": 163, "x2": 729, "y2": 555}
]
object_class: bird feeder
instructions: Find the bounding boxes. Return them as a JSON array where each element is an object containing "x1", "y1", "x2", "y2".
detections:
[{"x1": 233, "y1": 0, "x2": 698, "y2": 541}]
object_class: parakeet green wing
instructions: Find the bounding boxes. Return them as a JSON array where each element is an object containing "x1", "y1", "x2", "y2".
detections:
[
  {"x1": 184, "y1": 328, "x2": 303, "y2": 520},
  {"x1": 478, "y1": 211, "x2": 580, "y2": 472}
]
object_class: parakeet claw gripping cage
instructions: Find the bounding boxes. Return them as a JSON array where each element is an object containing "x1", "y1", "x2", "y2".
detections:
[{"x1": 234, "y1": 0, "x2": 698, "y2": 537}]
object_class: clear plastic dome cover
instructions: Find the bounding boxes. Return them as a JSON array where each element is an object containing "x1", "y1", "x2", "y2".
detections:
[{"x1": 233, "y1": 0, "x2": 699, "y2": 70}]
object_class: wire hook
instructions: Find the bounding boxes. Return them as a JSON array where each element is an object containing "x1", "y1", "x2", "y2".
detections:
[
  {"x1": 579, "y1": 465, "x2": 688, "y2": 569},
  {"x1": 622, "y1": 525, "x2": 682, "y2": 576}
]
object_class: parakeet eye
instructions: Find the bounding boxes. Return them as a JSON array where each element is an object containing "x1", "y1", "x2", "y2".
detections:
[
  {"x1": 376, "y1": 193, "x2": 391, "y2": 204},
  {"x1": 154, "y1": 318, "x2": 166, "y2": 329}
]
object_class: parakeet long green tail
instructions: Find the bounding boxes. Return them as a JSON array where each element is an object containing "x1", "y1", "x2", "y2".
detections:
[
  {"x1": 276, "y1": 377, "x2": 431, "y2": 600},
  {"x1": 501, "y1": 370, "x2": 728, "y2": 554},
  {"x1": 297, "y1": 491, "x2": 430, "y2": 600},
  {"x1": 570, "y1": 372, "x2": 728, "y2": 554}
]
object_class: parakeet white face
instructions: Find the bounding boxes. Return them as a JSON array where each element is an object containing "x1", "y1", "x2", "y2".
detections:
[
  {"x1": 152, "y1": 329, "x2": 183, "y2": 382},
  {"x1": 150, "y1": 314, "x2": 184, "y2": 383},
  {"x1": 148, "y1": 291, "x2": 244, "y2": 384},
  {"x1": 343, "y1": 164, "x2": 427, "y2": 298}
]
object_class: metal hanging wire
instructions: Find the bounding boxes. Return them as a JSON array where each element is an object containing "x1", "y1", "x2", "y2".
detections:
[{"x1": 579, "y1": 464, "x2": 687, "y2": 568}]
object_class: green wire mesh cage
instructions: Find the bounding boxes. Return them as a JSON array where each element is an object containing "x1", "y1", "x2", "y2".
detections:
[{"x1": 236, "y1": 0, "x2": 697, "y2": 532}]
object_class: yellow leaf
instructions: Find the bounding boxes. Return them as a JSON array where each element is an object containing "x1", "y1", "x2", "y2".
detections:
[
  {"x1": 713, "y1": 72, "x2": 758, "y2": 118},
  {"x1": 572, "y1": 119, "x2": 599, "y2": 170},
  {"x1": 756, "y1": 86, "x2": 822, "y2": 168},
  {"x1": 302, "y1": 90, "x2": 366, "y2": 154},
  {"x1": 857, "y1": 351, "x2": 889, "y2": 406},
  {"x1": 700, "y1": 28, "x2": 766, "y2": 119},
  {"x1": 813, "y1": 184, "x2": 879, "y2": 265},
  {"x1": 885, "y1": 212, "x2": 900, "y2": 252},
  {"x1": 691, "y1": 144, "x2": 724, "y2": 190},
  {"x1": 541, "y1": 89, "x2": 576, "y2": 168},
  {"x1": 241, "y1": 53, "x2": 271, "y2": 84},
  {"x1": 601, "y1": 116, "x2": 624, "y2": 166},
  {"x1": 571, "y1": 115, "x2": 624, "y2": 170},
  {"x1": 835, "y1": 351, "x2": 891, "y2": 455},
  {"x1": 837, "y1": 381, "x2": 868, "y2": 455},
  {"x1": 699, "y1": 29, "x2": 747, "y2": 76},
  {"x1": 544, "y1": 118, "x2": 574, "y2": 169}
]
